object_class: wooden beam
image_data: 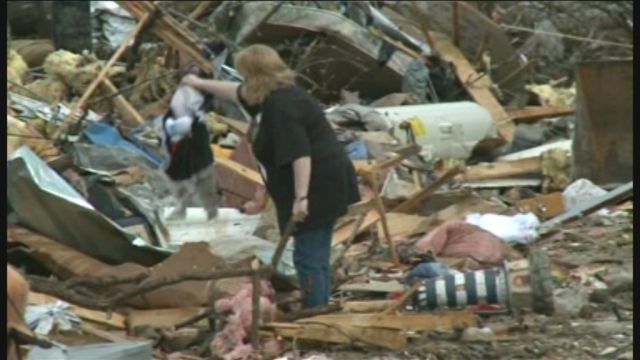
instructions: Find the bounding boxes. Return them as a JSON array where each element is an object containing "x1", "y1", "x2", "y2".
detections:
[
  {"x1": 181, "y1": 1, "x2": 215, "y2": 28},
  {"x1": 508, "y1": 105, "x2": 575, "y2": 124},
  {"x1": 431, "y1": 33, "x2": 515, "y2": 142},
  {"x1": 118, "y1": 1, "x2": 213, "y2": 73},
  {"x1": 100, "y1": 79, "x2": 145, "y2": 126},
  {"x1": 215, "y1": 155, "x2": 263, "y2": 186},
  {"x1": 459, "y1": 157, "x2": 541, "y2": 182}
]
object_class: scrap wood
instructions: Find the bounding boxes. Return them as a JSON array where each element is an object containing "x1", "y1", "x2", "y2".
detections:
[
  {"x1": 377, "y1": 212, "x2": 431, "y2": 239},
  {"x1": 100, "y1": 78, "x2": 145, "y2": 126},
  {"x1": 339, "y1": 281, "x2": 405, "y2": 294},
  {"x1": 296, "y1": 311, "x2": 477, "y2": 333},
  {"x1": 53, "y1": 11, "x2": 154, "y2": 140},
  {"x1": 332, "y1": 165, "x2": 461, "y2": 246},
  {"x1": 118, "y1": 1, "x2": 213, "y2": 73},
  {"x1": 265, "y1": 322, "x2": 407, "y2": 350},
  {"x1": 180, "y1": 1, "x2": 215, "y2": 28},
  {"x1": 215, "y1": 152, "x2": 264, "y2": 186},
  {"x1": 431, "y1": 32, "x2": 515, "y2": 142},
  {"x1": 507, "y1": 105, "x2": 575, "y2": 123},
  {"x1": 459, "y1": 157, "x2": 541, "y2": 182}
]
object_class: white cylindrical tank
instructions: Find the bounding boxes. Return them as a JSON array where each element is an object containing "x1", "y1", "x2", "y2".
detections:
[{"x1": 377, "y1": 101, "x2": 498, "y2": 160}]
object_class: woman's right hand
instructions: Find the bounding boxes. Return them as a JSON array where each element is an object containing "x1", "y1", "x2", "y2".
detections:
[{"x1": 181, "y1": 74, "x2": 200, "y2": 88}]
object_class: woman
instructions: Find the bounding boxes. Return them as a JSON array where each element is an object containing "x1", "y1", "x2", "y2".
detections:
[{"x1": 183, "y1": 44, "x2": 360, "y2": 309}]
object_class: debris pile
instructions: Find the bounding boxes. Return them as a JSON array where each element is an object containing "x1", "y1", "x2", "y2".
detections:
[{"x1": 7, "y1": 1, "x2": 633, "y2": 359}]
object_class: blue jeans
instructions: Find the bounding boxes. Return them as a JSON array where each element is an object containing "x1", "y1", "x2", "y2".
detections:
[{"x1": 293, "y1": 221, "x2": 335, "y2": 309}]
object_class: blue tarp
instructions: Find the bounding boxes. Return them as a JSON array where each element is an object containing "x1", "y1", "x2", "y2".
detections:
[{"x1": 84, "y1": 122, "x2": 162, "y2": 167}]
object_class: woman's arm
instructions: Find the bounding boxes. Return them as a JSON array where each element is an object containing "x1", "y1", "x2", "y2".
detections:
[{"x1": 182, "y1": 75, "x2": 240, "y2": 102}]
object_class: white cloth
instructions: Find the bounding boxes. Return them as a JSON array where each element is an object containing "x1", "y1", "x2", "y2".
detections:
[
  {"x1": 165, "y1": 115, "x2": 194, "y2": 142},
  {"x1": 465, "y1": 212, "x2": 540, "y2": 245}
]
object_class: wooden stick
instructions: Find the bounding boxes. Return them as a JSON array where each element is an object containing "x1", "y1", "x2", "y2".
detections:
[
  {"x1": 381, "y1": 281, "x2": 422, "y2": 315},
  {"x1": 181, "y1": 1, "x2": 214, "y2": 28},
  {"x1": 53, "y1": 11, "x2": 153, "y2": 140},
  {"x1": 271, "y1": 218, "x2": 297, "y2": 269},
  {"x1": 367, "y1": 173, "x2": 400, "y2": 265},
  {"x1": 250, "y1": 259, "x2": 261, "y2": 350},
  {"x1": 411, "y1": 1, "x2": 437, "y2": 53},
  {"x1": 100, "y1": 78, "x2": 145, "y2": 126},
  {"x1": 452, "y1": 1, "x2": 460, "y2": 48}
]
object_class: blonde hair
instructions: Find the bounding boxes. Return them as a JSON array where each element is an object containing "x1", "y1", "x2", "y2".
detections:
[{"x1": 234, "y1": 44, "x2": 296, "y2": 105}]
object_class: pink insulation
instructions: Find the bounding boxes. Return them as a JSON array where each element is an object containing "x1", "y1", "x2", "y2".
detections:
[
  {"x1": 211, "y1": 280, "x2": 277, "y2": 360},
  {"x1": 414, "y1": 220, "x2": 522, "y2": 270}
]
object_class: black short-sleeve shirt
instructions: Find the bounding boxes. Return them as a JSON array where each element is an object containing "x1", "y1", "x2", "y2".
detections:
[{"x1": 237, "y1": 85, "x2": 360, "y2": 233}]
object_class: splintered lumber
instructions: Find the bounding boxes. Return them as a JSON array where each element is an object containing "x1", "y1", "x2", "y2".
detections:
[
  {"x1": 459, "y1": 157, "x2": 541, "y2": 182},
  {"x1": 296, "y1": 311, "x2": 477, "y2": 332},
  {"x1": 215, "y1": 155, "x2": 264, "y2": 186},
  {"x1": 100, "y1": 79, "x2": 145, "y2": 126},
  {"x1": 28, "y1": 292, "x2": 126, "y2": 329},
  {"x1": 265, "y1": 322, "x2": 407, "y2": 350},
  {"x1": 339, "y1": 281, "x2": 405, "y2": 294},
  {"x1": 432, "y1": 33, "x2": 515, "y2": 142},
  {"x1": 126, "y1": 307, "x2": 209, "y2": 331},
  {"x1": 508, "y1": 105, "x2": 575, "y2": 124},
  {"x1": 118, "y1": 1, "x2": 213, "y2": 73},
  {"x1": 332, "y1": 165, "x2": 461, "y2": 245},
  {"x1": 53, "y1": 11, "x2": 153, "y2": 139},
  {"x1": 181, "y1": 1, "x2": 215, "y2": 28}
]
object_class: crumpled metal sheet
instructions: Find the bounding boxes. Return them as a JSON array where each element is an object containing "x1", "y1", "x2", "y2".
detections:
[
  {"x1": 7, "y1": 146, "x2": 169, "y2": 267},
  {"x1": 27, "y1": 341, "x2": 153, "y2": 360},
  {"x1": 25, "y1": 301, "x2": 82, "y2": 336}
]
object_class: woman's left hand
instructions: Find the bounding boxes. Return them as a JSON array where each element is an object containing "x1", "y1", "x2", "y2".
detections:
[{"x1": 292, "y1": 198, "x2": 308, "y2": 222}]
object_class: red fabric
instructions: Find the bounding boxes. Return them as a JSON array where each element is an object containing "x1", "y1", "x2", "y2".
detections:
[{"x1": 414, "y1": 220, "x2": 522, "y2": 270}]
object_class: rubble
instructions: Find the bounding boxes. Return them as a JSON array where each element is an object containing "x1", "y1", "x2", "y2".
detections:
[{"x1": 6, "y1": 1, "x2": 633, "y2": 359}]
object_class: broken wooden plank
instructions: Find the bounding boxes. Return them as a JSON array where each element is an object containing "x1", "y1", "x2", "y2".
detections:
[
  {"x1": 507, "y1": 105, "x2": 575, "y2": 124},
  {"x1": 381, "y1": 281, "x2": 422, "y2": 314},
  {"x1": 215, "y1": 155, "x2": 264, "y2": 186},
  {"x1": 459, "y1": 157, "x2": 541, "y2": 182},
  {"x1": 265, "y1": 322, "x2": 407, "y2": 350},
  {"x1": 516, "y1": 192, "x2": 565, "y2": 219},
  {"x1": 214, "y1": 114, "x2": 250, "y2": 136},
  {"x1": 28, "y1": 292, "x2": 126, "y2": 329},
  {"x1": 376, "y1": 212, "x2": 431, "y2": 239},
  {"x1": 118, "y1": 2, "x2": 213, "y2": 73},
  {"x1": 100, "y1": 78, "x2": 145, "y2": 126},
  {"x1": 297, "y1": 311, "x2": 477, "y2": 332},
  {"x1": 432, "y1": 32, "x2": 515, "y2": 142},
  {"x1": 126, "y1": 307, "x2": 210, "y2": 331}
]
